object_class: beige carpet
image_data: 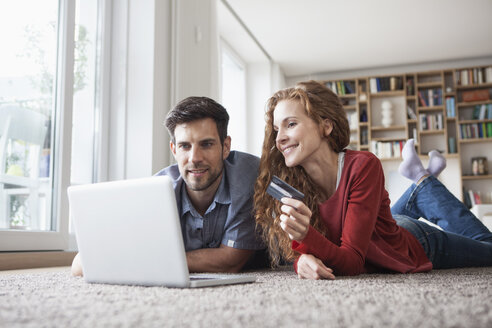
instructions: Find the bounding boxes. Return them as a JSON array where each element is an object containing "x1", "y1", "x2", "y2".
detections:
[{"x1": 1, "y1": 266, "x2": 491, "y2": 327}]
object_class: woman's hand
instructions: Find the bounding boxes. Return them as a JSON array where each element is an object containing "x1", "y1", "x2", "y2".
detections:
[
  {"x1": 297, "y1": 254, "x2": 335, "y2": 280},
  {"x1": 279, "y1": 197, "x2": 312, "y2": 242}
]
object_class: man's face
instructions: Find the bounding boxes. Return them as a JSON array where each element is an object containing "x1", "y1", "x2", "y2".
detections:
[{"x1": 171, "y1": 118, "x2": 231, "y2": 193}]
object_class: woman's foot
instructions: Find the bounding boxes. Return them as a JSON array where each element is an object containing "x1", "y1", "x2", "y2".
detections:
[
  {"x1": 427, "y1": 150, "x2": 446, "y2": 177},
  {"x1": 399, "y1": 139, "x2": 429, "y2": 183}
]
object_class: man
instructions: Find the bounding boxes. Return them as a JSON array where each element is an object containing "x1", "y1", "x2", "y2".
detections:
[{"x1": 71, "y1": 96, "x2": 264, "y2": 275}]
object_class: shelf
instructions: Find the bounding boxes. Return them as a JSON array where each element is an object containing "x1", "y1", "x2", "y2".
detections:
[
  {"x1": 456, "y1": 83, "x2": 492, "y2": 90},
  {"x1": 417, "y1": 106, "x2": 444, "y2": 111},
  {"x1": 318, "y1": 66, "x2": 492, "y2": 203},
  {"x1": 371, "y1": 137, "x2": 406, "y2": 142},
  {"x1": 459, "y1": 138, "x2": 492, "y2": 144},
  {"x1": 371, "y1": 125, "x2": 406, "y2": 131},
  {"x1": 370, "y1": 90, "x2": 405, "y2": 98},
  {"x1": 420, "y1": 130, "x2": 445, "y2": 135},
  {"x1": 458, "y1": 119, "x2": 492, "y2": 124},
  {"x1": 379, "y1": 157, "x2": 403, "y2": 161},
  {"x1": 339, "y1": 93, "x2": 356, "y2": 98},
  {"x1": 417, "y1": 82, "x2": 443, "y2": 88},
  {"x1": 462, "y1": 174, "x2": 492, "y2": 180},
  {"x1": 457, "y1": 100, "x2": 492, "y2": 107}
]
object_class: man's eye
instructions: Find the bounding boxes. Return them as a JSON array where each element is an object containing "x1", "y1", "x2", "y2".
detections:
[
  {"x1": 202, "y1": 142, "x2": 213, "y2": 148},
  {"x1": 180, "y1": 144, "x2": 191, "y2": 150}
]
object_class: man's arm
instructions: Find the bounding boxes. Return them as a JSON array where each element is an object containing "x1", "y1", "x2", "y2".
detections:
[
  {"x1": 186, "y1": 244, "x2": 254, "y2": 273},
  {"x1": 71, "y1": 252, "x2": 83, "y2": 276}
]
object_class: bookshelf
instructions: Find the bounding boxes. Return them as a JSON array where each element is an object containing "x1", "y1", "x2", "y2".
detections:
[{"x1": 320, "y1": 65, "x2": 492, "y2": 206}]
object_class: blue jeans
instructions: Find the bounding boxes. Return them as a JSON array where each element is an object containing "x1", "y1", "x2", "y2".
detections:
[{"x1": 391, "y1": 176, "x2": 492, "y2": 269}]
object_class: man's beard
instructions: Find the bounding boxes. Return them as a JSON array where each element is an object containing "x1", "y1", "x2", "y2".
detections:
[{"x1": 185, "y1": 166, "x2": 223, "y2": 192}]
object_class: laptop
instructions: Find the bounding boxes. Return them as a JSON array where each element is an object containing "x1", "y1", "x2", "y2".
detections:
[{"x1": 67, "y1": 175, "x2": 256, "y2": 288}]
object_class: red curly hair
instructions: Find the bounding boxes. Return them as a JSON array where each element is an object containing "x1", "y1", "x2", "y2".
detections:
[{"x1": 254, "y1": 80, "x2": 350, "y2": 266}]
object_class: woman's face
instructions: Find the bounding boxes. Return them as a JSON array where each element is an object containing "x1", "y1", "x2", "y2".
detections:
[{"x1": 273, "y1": 99, "x2": 325, "y2": 167}]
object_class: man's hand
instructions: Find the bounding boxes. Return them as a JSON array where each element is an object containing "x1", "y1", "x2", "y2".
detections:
[
  {"x1": 297, "y1": 254, "x2": 335, "y2": 280},
  {"x1": 279, "y1": 197, "x2": 312, "y2": 242},
  {"x1": 186, "y1": 244, "x2": 254, "y2": 273},
  {"x1": 71, "y1": 252, "x2": 83, "y2": 277}
]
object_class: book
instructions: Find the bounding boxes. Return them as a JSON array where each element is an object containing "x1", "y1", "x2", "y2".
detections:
[
  {"x1": 407, "y1": 105, "x2": 417, "y2": 119},
  {"x1": 418, "y1": 91, "x2": 428, "y2": 107},
  {"x1": 448, "y1": 137, "x2": 456, "y2": 154},
  {"x1": 479, "y1": 104, "x2": 487, "y2": 120},
  {"x1": 390, "y1": 77, "x2": 396, "y2": 91},
  {"x1": 420, "y1": 114, "x2": 427, "y2": 130},
  {"x1": 462, "y1": 89, "x2": 490, "y2": 102},
  {"x1": 469, "y1": 190, "x2": 476, "y2": 207},
  {"x1": 344, "y1": 81, "x2": 354, "y2": 94},
  {"x1": 463, "y1": 187, "x2": 472, "y2": 208},
  {"x1": 486, "y1": 67, "x2": 492, "y2": 83},
  {"x1": 370, "y1": 78, "x2": 378, "y2": 93},
  {"x1": 428, "y1": 89, "x2": 434, "y2": 107},
  {"x1": 473, "y1": 105, "x2": 481, "y2": 120},
  {"x1": 406, "y1": 78, "x2": 414, "y2": 95},
  {"x1": 446, "y1": 97, "x2": 455, "y2": 117}
]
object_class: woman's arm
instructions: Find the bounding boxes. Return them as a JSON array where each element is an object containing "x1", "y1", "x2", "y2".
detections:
[{"x1": 289, "y1": 156, "x2": 385, "y2": 276}]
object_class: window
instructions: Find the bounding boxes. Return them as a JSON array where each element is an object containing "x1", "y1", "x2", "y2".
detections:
[
  {"x1": 71, "y1": 0, "x2": 99, "y2": 186},
  {"x1": 220, "y1": 43, "x2": 247, "y2": 152},
  {"x1": 0, "y1": 0, "x2": 77, "y2": 250},
  {"x1": 0, "y1": 0, "x2": 59, "y2": 232}
]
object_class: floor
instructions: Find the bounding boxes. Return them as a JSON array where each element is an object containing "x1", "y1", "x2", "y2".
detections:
[{"x1": 0, "y1": 266, "x2": 70, "y2": 275}]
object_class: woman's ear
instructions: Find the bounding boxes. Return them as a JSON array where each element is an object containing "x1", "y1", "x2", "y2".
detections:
[{"x1": 323, "y1": 119, "x2": 333, "y2": 137}]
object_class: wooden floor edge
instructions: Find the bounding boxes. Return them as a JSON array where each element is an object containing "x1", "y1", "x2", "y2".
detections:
[{"x1": 0, "y1": 251, "x2": 77, "y2": 271}]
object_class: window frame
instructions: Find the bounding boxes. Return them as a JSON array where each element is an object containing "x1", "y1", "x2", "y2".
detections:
[
  {"x1": 0, "y1": 0, "x2": 75, "y2": 251},
  {"x1": 219, "y1": 39, "x2": 248, "y2": 152}
]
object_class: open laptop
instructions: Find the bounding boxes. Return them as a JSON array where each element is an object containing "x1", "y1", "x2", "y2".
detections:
[{"x1": 67, "y1": 175, "x2": 256, "y2": 288}]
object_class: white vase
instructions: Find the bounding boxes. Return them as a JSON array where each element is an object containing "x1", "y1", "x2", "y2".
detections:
[{"x1": 381, "y1": 100, "x2": 393, "y2": 127}]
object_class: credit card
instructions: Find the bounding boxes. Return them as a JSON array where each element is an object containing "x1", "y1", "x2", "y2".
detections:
[{"x1": 266, "y1": 175, "x2": 305, "y2": 201}]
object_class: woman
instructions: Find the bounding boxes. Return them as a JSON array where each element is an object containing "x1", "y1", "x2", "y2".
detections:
[{"x1": 254, "y1": 80, "x2": 492, "y2": 279}]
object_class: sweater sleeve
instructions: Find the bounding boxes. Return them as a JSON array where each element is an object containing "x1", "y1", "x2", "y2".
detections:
[{"x1": 292, "y1": 155, "x2": 384, "y2": 276}]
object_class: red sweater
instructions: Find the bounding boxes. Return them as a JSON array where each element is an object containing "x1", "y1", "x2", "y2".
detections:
[{"x1": 292, "y1": 150, "x2": 432, "y2": 276}]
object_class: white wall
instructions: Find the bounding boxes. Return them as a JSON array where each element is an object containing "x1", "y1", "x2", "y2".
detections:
[
  {"x1": 246, "y1": 63, "x2": 271, "y2": 156},
  {"x1": 107, "y1": 0, "x2": 222, "y2": 180},
  {"x1": 241, "y1": 62, "x2": 287, "y2": 156},
  {"x1": 107, "y1": 0, "x2": 172, "y2": 180},
  {"x1": 172, "y1": 0, "x2": 220, "y2": 103},
  {"x1": 218, "y1": 0, "x2": 287, "y2": 156}
]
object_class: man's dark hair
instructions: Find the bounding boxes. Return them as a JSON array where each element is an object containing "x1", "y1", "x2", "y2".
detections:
[{"x1": 165, "y1": 96, "x2": 230, "y2": 144}]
